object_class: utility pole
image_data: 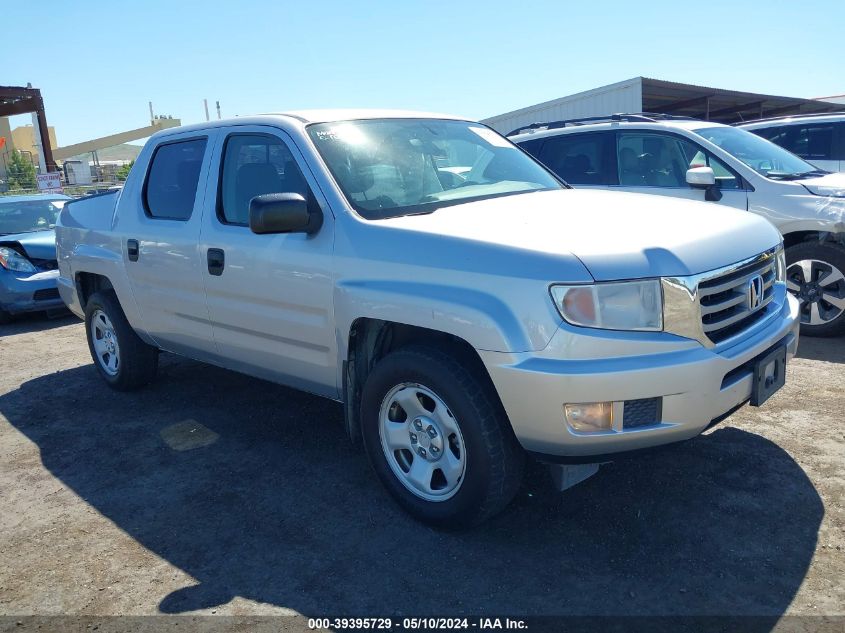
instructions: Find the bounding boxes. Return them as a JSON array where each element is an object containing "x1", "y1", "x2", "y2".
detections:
[
  {"x1": 203, "y1": 99, "x2": 210, "y2": 122},
  {"x1": 149, "y1": 101, "x2": 155, "y2": 125},
  {"x1": 27, "y1": 83, "x2": 47, "y2": 174},
  {"x1": 216, "y1": 101, "x2": 221, "y2": 120}
]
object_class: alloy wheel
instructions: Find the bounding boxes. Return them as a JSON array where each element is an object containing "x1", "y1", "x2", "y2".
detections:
[{"x1": 786, "y1": 259, "x2": 845, "y2": 326}]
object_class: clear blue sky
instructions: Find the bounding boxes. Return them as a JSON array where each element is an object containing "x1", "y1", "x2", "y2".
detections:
[{"x1": 6, "y1": 0, "x2": 845, "y2": 146}]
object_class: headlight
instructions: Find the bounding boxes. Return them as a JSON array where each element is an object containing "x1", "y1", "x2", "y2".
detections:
[
  {"x1": 775, "y1": 245, "x2": 786, "y2": 282},
  {"x1": 551, "y1": 279, "x2": 663, "y2": 331},
  {"x1": 0, "y1": 246, "x2": 37, "y2": 273}
]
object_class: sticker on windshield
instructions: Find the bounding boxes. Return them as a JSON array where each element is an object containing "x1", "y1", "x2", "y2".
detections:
[{"x1": 469, "y1": 127, "x2": 514, "y2": 148}]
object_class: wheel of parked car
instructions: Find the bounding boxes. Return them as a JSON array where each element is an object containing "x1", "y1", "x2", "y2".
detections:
[
  {"x1": 360, "y1": 345, "x2": 524, "y2": 528},
  {"x1": 786, "y1": 242, "x2": 845, "y2": 337},
  {"x1": 84, "y1": 291, "x2": 159, "y2": 390}
]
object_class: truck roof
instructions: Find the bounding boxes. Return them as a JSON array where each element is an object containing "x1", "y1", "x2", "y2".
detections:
[
  {"x1": 150, "y1": 109, "x2": 472, "y2": 141},
  {"x1": 271, "y1": 109, "x2": 468, "y2": 124}
]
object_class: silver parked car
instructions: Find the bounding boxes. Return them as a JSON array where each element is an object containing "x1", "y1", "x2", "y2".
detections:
[{"x1": 56, "y1": 111, "x2": 799, "y2": 526}]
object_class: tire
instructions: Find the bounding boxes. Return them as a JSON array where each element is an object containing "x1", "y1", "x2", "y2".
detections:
[
  {"x1": 786, "y1": 242, "x2": 845, "y2": 337},
  {"x1": 360, "y1": 345, "x2": 524, "y2": 528},
  {"x1": 84, "y1": 291, "x2": 159, "y2": 390},
  {"x1": 0, "y1": 308, "x2": 12, "y2": 325}
]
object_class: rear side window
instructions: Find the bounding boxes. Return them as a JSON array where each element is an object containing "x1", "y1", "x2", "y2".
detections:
[
  {"x1": 755, "y1": 124, "x2": 834, "y2": 161},
  {"x1": 219, "y1": 134, "x2": 310, "y2": 225},
  {"x1": 144, "y1": 138, "x2": 207, "y2": 220},
  {"x1": 536, "y1": 133, "x2": 616, "y2": 185}
]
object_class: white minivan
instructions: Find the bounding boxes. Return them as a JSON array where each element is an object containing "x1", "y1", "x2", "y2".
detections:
[
  {"x1": 511, "y1": 114, "x2": 845, "y2": 337},
  {"x1": 738, "y1": 113, "x2": 845, "y2": 173}
]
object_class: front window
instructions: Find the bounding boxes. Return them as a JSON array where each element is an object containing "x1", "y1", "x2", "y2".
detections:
[
  {"x1": 0, "y1": 198, "x2": 67, "y2": 235},
  {"x1": 308, "y1": 118, "x2": 562, "y2": 219},
  {"x1": 693, "y1": 126, "x2": 822, "y2": 179}
]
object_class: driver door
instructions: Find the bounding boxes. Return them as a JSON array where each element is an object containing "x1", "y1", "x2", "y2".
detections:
[
  {"x1": 613, "y1": 131, "x2": 749, "y2": 211},
  {"x1": 198, "y1": 126, "x2": 337, "y2": 398}
]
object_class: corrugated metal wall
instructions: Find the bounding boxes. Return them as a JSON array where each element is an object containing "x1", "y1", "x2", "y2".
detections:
[{"x1": 481, "y1": 78, "x2": 644, "y2": 135}]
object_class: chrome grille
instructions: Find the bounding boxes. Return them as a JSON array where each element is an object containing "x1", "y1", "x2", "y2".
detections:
[{"x1": 698, "y1": 254, "x2": 777, "y2": 344}]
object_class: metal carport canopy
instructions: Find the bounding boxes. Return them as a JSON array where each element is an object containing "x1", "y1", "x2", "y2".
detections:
[{"x1": 640, "y1": 77, "x2": 844, "y2": 123}]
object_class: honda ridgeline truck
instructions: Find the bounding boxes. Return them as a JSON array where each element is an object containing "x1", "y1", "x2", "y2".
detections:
[{"x1": 56, "y1": 111, "x2": 800, "y2": 527}]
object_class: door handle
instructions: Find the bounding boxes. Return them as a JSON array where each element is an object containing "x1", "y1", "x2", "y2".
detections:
[
  {"x1": 207, "y1": 248, "x2": 225, "y2": 276},
  {"x1": 127, "y1": 239, "x2": 139, "y2": 262}
]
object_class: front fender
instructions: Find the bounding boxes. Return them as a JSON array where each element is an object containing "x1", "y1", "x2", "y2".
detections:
[
  {"x1": 334, "y1": 278, "x2": 561, "y2": 363},
  {"x1": 751, "y1": 193, "x2": 845, "y2": 237}
]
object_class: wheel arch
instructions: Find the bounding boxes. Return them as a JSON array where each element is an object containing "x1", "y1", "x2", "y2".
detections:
[
  {"x1": 75, "y1": 271, "x2": 115, "y2": 311},
  {"x1": 782, "y1": 230, "x2": 845, "y2": 250},
  {"x1": 342, "y1": 318, "x2": 503, "y2": 443}
]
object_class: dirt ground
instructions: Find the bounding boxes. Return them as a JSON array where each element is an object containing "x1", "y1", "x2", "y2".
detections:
[{"x1": 0, "y1": 313, "x2": 842, "y2": 622}]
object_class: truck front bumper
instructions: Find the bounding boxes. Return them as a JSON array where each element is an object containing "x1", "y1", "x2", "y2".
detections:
[
  {"x1": 480, "y1": 294, "x2": 801, "y2": 459},
  {"x1": 0, "y1": 269, "x2": 65, "y2": 316}
]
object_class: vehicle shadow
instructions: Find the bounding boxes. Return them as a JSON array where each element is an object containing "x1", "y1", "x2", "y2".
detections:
[
  {"x1": 796, "y1": 335, "x2": 845, "y2": 363},
  {"x1": 0, "y1": 356, "x2": 823, "y2": 620},
  {"x1": 0, "y1": 310, "x2": 76, "y2": 337}
]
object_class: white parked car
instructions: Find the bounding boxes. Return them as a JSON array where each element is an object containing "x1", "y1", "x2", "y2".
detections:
[
  {"x1": 738, "y1": 113, "x2": 845, "y2": 173},
  {"x1": 511, "y1": 114, "x2": 845, "y2": 336},
  {"x1": 56, "y1": 110, "x2": 799, "y2": 527}
]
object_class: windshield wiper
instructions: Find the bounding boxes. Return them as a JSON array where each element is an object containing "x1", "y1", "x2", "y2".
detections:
[{"x1": 766, "y1": 169, "x2": 830, "y2": 180}]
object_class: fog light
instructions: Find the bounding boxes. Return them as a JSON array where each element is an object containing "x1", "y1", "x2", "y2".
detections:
[{"x1": 564, "y1": 402, "x2": 614, "y2": 432}]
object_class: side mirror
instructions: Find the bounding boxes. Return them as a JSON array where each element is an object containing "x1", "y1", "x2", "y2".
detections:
[
  {"x1": 686, "y1": 167, "x2": 716, "y2": 188},
  {"x1": 249, "y1": 193, "x2": 323, "y2": 235},
  {"x1": 686, "y1": 167, "x2": 722, "y2": 202}
]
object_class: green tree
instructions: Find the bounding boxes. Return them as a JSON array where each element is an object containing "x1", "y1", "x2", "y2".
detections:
[
  {"x1": 116, "y1": 160, "x2": 135, "y2": 182},
  {"x1": 7, "y1": 150, "x2": 37, "y2": 190}
]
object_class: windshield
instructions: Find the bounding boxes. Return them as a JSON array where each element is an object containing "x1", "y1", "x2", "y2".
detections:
[
  {"x1": 0, "y1": 198, "x2": 67, "y2": 235},
  {"x1": 693, "y1": 126, "x2": 822, "y2": 179},
  {"x1": 308, "y1": 118, "x2": 562, "y2": 219}
]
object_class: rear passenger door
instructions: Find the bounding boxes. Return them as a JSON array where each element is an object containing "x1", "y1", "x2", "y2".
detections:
[
  {"x1": 118, "y1": 132, "x2": 219, "y2": 359},
  {"x1": 610, "y1": 131, "x2": 748, "y2": 210},
  {"x1": 532, "y1": 132, "x2": 617, "y2": 189},
  {"x1": 199, "y1": 126, "x2": 337, "y2": 397}
]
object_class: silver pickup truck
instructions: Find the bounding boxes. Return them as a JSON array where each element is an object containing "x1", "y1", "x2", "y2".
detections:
[{"x1": 56, "y1": 110, "x2": 800, "y2": 527}]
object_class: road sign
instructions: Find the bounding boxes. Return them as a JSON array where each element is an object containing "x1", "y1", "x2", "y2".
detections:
[{"x1": 36, "y1": 172, "x2": 63, "y2": 194}]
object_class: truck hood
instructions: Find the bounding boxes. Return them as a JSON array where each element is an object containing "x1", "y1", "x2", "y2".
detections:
[
  {"x1": 378, "y1": 189, "x2": 781, "y2": 281},
  {"x1": 0, "y1": 229, "x2": 57, "y2": 261}
]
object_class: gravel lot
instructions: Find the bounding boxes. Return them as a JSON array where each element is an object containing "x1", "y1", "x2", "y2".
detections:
[{"x1": 0, "y1": 314, "x2": 842, "y2": 620}]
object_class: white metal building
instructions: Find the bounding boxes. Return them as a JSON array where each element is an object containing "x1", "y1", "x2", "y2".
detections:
[{"x1": 482, "y1": 77, "x2": 845, "y2": 135}]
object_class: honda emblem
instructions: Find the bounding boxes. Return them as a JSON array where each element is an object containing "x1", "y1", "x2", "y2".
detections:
[{"x1": 747, "y1": 275, "x2": 764, "y2": 311}]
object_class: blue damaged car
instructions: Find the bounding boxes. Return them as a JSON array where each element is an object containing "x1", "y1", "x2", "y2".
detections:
[{"x1": 0, "y1": 193, "x2": 71, "y2": 323}]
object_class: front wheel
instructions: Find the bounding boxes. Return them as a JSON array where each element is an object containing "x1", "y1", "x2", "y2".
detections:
[
  {"x1": 84, "y1": 291, "x2": 159, "y2": 390},
  {"x1": 786, "y1": 242, "x2": 845, "y2": 337},
  {"x1": 360, "y1": 345, "x2": 524, "y2": 528}
]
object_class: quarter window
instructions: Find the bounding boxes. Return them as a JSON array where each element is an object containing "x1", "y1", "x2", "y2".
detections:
[
  {"x1": 144, "y1": 138, "x2": 207, "y2": 220},
  {"x1": 219, "y1": 134, "x2": 309, "y2": 225},
  {"x1": 676, "y1": 138, "x2": 742, "y2": 190}
]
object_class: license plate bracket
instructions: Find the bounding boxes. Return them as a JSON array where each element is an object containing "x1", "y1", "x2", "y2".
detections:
[{"x1": 751, "y1": 344, "x2": 787, "y2": 406}]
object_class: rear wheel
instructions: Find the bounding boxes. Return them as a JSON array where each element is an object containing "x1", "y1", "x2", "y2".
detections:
[
  {"x1": 360, "y1": 345, "x2": 524, "y2": 528},
  {"x1": 786, "y1": 242, "x2": 845, "y2": 337},
  {"x1": 84, "y1": 291, "x2": 158, "y2": 390}
]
